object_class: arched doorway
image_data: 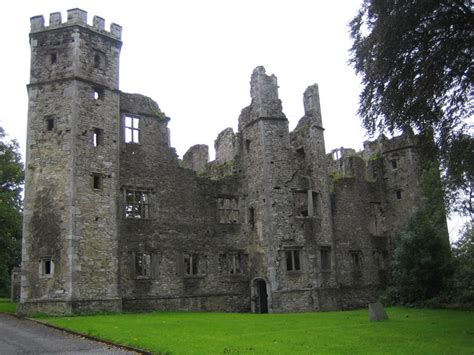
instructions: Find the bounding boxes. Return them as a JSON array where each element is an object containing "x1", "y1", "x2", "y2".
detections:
[{"x1": 253, "y1": 278, "x2": 268, "y2": 313}]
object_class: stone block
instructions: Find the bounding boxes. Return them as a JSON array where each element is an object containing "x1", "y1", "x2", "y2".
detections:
[{"x1": 369, "y1": 302, "x2": 389, "y2": 321}]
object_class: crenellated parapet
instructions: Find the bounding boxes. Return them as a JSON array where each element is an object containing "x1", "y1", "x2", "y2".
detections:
[{"x1": 30, "y1": 8, "x2": 122, "y2": 40}]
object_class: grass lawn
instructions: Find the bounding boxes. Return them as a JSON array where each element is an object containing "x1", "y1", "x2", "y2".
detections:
[
  {"x1": 41, "y1": 307, "x2": 473, "y2": 354},
  {"x1": 0, "y1": 298, "x2": 17, "y2": 313}
]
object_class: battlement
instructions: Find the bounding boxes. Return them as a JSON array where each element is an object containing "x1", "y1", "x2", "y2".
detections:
[{"x1": 30, "y1": 8, "x2": 122, "y2": 40}]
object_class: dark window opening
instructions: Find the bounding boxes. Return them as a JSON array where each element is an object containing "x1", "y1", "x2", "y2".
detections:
[
  {"x1": 93, "y1": 128, "x2": 104, "y2": 147},
  {"x1": 391, "y1": 159, "x2": 398, "y2": 169},
  {"x1": 51, "y1": 53, "x2": 57, "y2": 64},
  {"x1": 245, "y1": 139, "x2": 251, "y2": 153},
  {"x1": 396, "y1": 190, "x2": 402, "y2": 200},
  {"x1": 285, "y1": 249, "x2": 301, "y2": 271},
  {"x1": 41, "y1": 258, "x2": 53, "y2": 277},
  {"x1": 135, "y1": 253, "x2": 151, "y2": 278},
  {"x1": 350, "y1": 251, "x2": 363, "y2": 270},
  {"x1": 296, "y1": 147, "x2": 305, "y2": 158},
  {"x1": 93, "y1": 88, "x2": 104, "y2": 100},
  {"x1": 229, "y1": 254, "x2": 243, "y2": 275},
  {"x1": 94, "y1": 54, "x2": 101, "y2": 68},
  {"x1": 184, "y1": 254, "x2": 199, "y2": 275},
  {"x1": 124, "y1": 116, "x2": 140, "y2": 143},
  {"x1": 92, "y1": 174, "x2": 102, "y2": 189},
  {"x1": 124, "y1": 189, "x2": 150, "y2": 219},
  {"x1": 320, "y1": 247, "x2": 331, "y2": 271},
  {"x1": 46, "y1": 117, "x2": 54, "y2": 131},
  {"x1": 249, "y1": 207, "x2": 255, "y2": 229}
]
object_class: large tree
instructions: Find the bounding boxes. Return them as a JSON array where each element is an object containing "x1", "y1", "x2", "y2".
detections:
[
  {"x1": 349, "y1": 0, "x2": 473, "y2": 216},
  {"x1": 0, "y1": 127, "x2": 24, "y2": 296}
]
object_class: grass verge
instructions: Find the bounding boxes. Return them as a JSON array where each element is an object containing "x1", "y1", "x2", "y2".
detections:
[
  {"x1": 0, "y1": 298, "x2": 17, "y2": 313},
  {"x1": 41, "y1": 307, "x2": 473, "y2": 354}
]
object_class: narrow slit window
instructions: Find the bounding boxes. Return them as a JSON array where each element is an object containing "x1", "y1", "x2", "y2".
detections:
[
  {"x1": 94, "y1": 54, "x2": 101, "y2": 68},
  {"x1": 51, "y1": 53, "x2": 57, "y2": 64},
  {"x1": 93, "y1": 128, "x2": 104, "y2": 147},
  {"x1": 396, "y1": 190, "x2": 402, "y2": 200},
  {"x1": 46, "y1": 117, "x2": 54, "y2": 131},
  {"x1": 391, "y1": 159, "x2": 398, "y2": 169},
  {"x1": 124, "y1": 116, "x2": 140, "y2": 143}
]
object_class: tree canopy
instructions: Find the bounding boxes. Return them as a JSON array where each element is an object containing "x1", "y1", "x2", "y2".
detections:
[
  {"x1": 0, "y1": 126, "x2": 24, "y2": 296},
  {"x1": 349, "y1": 0, "x2": 473, "y2": 216}
]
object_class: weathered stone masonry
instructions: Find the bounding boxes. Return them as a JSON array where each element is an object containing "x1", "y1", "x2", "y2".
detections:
[{"x1": 21, "y1": 9, "x2": 433, "y2": 315}]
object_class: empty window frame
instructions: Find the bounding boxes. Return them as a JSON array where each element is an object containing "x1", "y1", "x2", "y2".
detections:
[
  {"x1": 45, "y1": 116, "x2": 55, "y2": 131},
  {"x1": 135, "y1": 253, "x2": 151, "y2": 278},
  {"x1": 285, "y1": 249, "x2": 301, "y2": 271},
  {"x1": 50, "y1": 52, "x2": 58, "y2": 64},
  {"x1": 92, "y1": 128, "x2": 104, "y2": 147},
  {"x1": 350, "y1": 251, "x2": 363, "y2": 270},
  {"x1": 396, "y1": 190, "x2": 402, "y2": 200},
  {"x1": 93, "y1": 87, "x2": 104, "y2": 100},
  {"x1": 40, "y1": 257, "x2": 53, "y2": 277},
  {"x1": 92, "y1": 174, "x2": 102, "y2": 189},
  {"x1": 124, "y1": 189, "x2": 150, "y2": 219},
  {"x1": 391, "y1": 159, "x2": 398, "y2": 169},
  {"x1": 320, "y1": 247, "x2": 331, "y2": 271},
  {"x1": 184, "y1": 253, "x2": 199, "y2": 276},
  {"x1": 124, "y1": 116, "x2": 140, "y2": 143},
  {"x1": 217, "y1": 198, "x2": 240, "y2": 224},
  {"x1": 229, "y1": 253, "x2": 243, "y2": 275}
]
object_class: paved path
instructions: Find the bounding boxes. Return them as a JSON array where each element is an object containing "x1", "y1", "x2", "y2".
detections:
[{"x1": 0, "y1": 313, "x2": 138, "y2": 354}]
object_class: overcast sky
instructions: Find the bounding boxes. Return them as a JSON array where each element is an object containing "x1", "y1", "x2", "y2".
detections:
[{"x1": 0, "y1": 0, "x2": 465, "y2": 239}]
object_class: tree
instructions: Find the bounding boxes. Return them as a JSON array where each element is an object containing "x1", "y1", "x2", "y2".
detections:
[
  {"x1": 0, "y1": 127, "x2": 24, "y2": 296},
  {"x1": 349, "y1": 0, "x2": 474, "y2": 215},
  {"x1": 391, "y1": 164, "x2": 453, "y2": 304},
  {"x1": 451, "y1": 222, "x2": 474, "y2": 306}
]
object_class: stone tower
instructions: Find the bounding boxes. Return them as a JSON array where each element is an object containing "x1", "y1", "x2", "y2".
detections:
[{"x1": 21, "y1": 9, "x2": 123, "y2": 314}]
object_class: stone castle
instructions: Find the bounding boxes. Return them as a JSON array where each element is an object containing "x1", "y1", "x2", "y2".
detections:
[{"x1": 21, "y1": 9, "x2": 427, "y2": 315}]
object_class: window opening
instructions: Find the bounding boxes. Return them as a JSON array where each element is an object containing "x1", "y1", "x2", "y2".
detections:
[
  {"x1": 391, "y1": 159, "x2": 398, "y2": 169},
  {"x1": 93, "y1": 88, "x2": 104, "y2": 100},
  {"x1": 135, "y1": 253, "x2": 151, "y2": 278},
  {"x1": 245, "y1": 139, "x2": 251, "y2": 153},
  {"x1": 396, "y1": 190, "x2": 402, "y2": 200},
  {"x1": 125, "y1": 189, "x2": 150, "y2": 219},
  {"x1": 92, "y1": 174, "x2": 102, "y2": 189},
  {"x1": 320, "y1": 247, "x2": 331, "y2": 271},
  {"x1": 217, "y1": 198, "x2": 240, "y2": 224},
  {"x1": 350, "y1": 251, "x2": 363, "y2": 270},
  {"x1": 40, "y1": 257, "x2": 53, "y2": 277},
  {"x1": 248, "y1": 207, "x2": 255, "y2": 229},
  {"x1": 46, "y1": 117, "x2": 54, "y2": 131},
  {"x1": 229, "y1": 254, "x2": 243, "y2": 274},
  {"x1": 51, "y1": 53, "x2": 57, "y2": 64},
  {"x1": 184, "y1": 254, "x2": 199, "y2": 275},
  {"x1": 124, "y1": 116, "x2": 140, "y2": 143},
  {"x1": 94, "y1": 54, "x2": 101, "y2": 68},
  {"x1": 93, "y1": 128, "x2": 104, "y2": 147},
  {"x1": 285, "y1": 249, "x2": 301, "y2": 271}
]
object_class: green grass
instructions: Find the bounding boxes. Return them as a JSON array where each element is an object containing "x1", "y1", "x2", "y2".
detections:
[
  {"x1": 0, "y1": 298, "x2": 17, "y2": 313},
  {"x1": 41, "y1": 307, "x2": 473, "y2": 354}
]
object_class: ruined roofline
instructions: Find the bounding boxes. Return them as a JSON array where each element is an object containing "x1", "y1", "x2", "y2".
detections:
[{"x1": 30, "y1": 8, "x2": 122, "y2": 40}]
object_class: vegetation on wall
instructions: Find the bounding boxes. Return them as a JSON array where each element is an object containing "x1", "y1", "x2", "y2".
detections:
[{"x1": 0, "y1": 126, "x2": 24, "y2": 297}]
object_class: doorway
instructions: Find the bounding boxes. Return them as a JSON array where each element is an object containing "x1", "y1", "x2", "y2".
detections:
[{"x1": 254, "y1": 278, "x2": 268, "y2": 313}]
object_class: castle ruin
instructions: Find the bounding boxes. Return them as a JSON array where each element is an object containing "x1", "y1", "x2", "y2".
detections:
[{"x1": 21, "y1": 9, "x2": 429, "y2": 315}]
